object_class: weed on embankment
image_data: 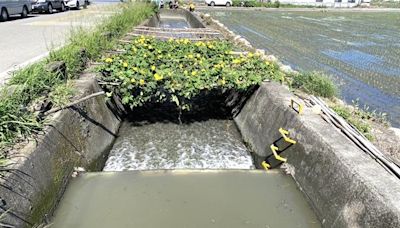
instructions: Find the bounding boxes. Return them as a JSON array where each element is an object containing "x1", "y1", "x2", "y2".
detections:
[
  {"x1": 0, "y1": 2, "x2": 156, "y2": 160},
  {"x1": 290, "y1": 71, "x2": 337, "y2": 99}
]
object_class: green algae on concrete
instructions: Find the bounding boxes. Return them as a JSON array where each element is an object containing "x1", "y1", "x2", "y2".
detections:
[{"x1": 51, "y1": 170, "x2": 320, "y2": 228}]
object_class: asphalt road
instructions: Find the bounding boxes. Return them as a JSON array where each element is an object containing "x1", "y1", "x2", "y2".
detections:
[{"x1": 0, "y1": 2, "x2": 118, "y2": 85}]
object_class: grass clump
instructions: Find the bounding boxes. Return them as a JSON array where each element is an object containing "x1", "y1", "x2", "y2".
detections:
[
  {"x1": 290, "y1": 71, "x2": 337, "y2": 98},
  {"x1": 0, "y1": 2, "x2": 155, "y2": 155},
  {"x1": 331, "y1": 105, "x2": 373, "y2": 140},
  {"x1": 99, "y1": 36, "x2": 282, "y2": 110},
  {"x1": 330, "y1": 100, "x2": 389, "y2": 140}
]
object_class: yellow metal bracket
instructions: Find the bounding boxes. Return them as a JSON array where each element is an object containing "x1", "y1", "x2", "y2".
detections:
[
  {"x1": 261, "y1": 161, "x2": 271, "y2": 170},
  {"x1": 279, "y1": 128, "x2": 297, "y2": 144},
  {"x1": 270, "y1": 144, "x2": 287, "y2": 163},
  {"x1": 291, "y1": 99, "x2": 304, "y2": 115}
]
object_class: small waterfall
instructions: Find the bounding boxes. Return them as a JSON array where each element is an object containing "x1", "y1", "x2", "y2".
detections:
[{"x1": 104, "y1": 120, "x2": 254, "y2": 171}]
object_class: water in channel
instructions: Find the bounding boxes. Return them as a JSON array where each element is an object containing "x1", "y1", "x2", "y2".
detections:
[
  {"x1": 159, "y1": 16, "x2": 190, "y2": 29},
  {"x1": 104, "y1": 119, "x2": 254, "y2": 171},
  {"x1": 52, "y1": 170, "x2": 320, "y2": 228}
]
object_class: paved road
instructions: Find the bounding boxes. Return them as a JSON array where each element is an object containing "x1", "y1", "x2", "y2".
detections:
[{"x1": 0, "y1": 2, "x2": 118, "y2": 85}]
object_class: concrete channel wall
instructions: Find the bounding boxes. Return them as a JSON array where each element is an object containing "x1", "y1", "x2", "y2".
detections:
[
  {"x1": 205, "y1": 12, "x2": 400, "y2": 227},
  {"x1": 147, "y1": 9, "x2": 206, "y2": 28},
  {"x1": 234, "y1": 82, "x2": 400, "y2": 227},
  {"x1": 0, "y1": 75, "x2": 121, "y2": 227}
]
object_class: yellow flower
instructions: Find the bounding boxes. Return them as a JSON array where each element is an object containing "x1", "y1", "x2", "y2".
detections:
[
  {"x1": 151, "y1": 65, "x2": 156, "y2": 71},
  {"x1": 123, "y1": 62, "x2": 128, "y2": 68},
  {"x1": 188, "y1": 54, "x2": 194, "y2": 59},
  {"x1": 201, "y1": 69, "x2": 206, "y2": 72},
  {"x1": 219, "y1": 78, "x2": 226, "y2": 85},
  {"x1": 133, "y1": 67, "x2": 138, "y2": 72},
  {"x1": 131, "y1": 78, "x2": 136, "y2": 83},
  {"x1": 191, "y1": 71, "x2": 197, "y2": 76},
  {"x1": 139, "y1": 79, "x2": 145, "y2": 85},
  {"x1": 105, "y1": 58, "x2": 113, "y2": 63},
  {"x1": 248, "y1": 52, "x2": 254, "y2": 58},
  {"x1": 265, "y1": 61, "x2": 270, "y2": 66},
  {"x1": 154, "y1": 73, "x2": 163, "y2": 81},
  {"x1": 232, "y1": 59, "x2": 241, "y2": 64},
  {"x1": 168, "y1": 38, "x2": 174, "y2": 43}
]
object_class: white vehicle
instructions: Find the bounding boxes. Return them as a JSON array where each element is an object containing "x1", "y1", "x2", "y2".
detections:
[
  {"x1": 64, "y1": 0, "x2": 85, "y2": 9},
  {"x1": 205, "y1": 0, "x2": 232, "y2": 6}
]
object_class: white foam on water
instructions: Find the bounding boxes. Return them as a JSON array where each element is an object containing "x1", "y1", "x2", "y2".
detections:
[{"x1": 103, "y1": 120, "x2": 254, "y2": 171}]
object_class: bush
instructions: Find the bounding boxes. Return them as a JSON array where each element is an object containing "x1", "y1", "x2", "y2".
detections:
[
  {"x1": 98, "y1": 36, "x2": 282, "y2": 110},
  {"x1": 291, "y1": 71, "x2": 337, "y2": 98},
  {"x1": 232, "y1": 0, "x2": 242, "y2": 6}
]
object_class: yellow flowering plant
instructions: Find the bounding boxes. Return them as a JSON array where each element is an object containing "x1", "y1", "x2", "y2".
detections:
[{"x1": 99, "y1": 36, "x2": 282, "y2": 109}]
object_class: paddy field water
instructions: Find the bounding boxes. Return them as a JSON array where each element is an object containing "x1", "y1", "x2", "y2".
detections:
[{"x1": 206, "y1": 9, "x2": 400, "y2": 127}]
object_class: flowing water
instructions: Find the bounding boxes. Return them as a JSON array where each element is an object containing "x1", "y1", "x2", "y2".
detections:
[
  {"x1": 104, "y1": 120, "x2": 254, "y2": 171},
  {"x1": 159, "y1": 16, "x2": 190, "y2": 28},
  {"x1": 205, "y1": 10, "x2": 400, "y2": 127},
  {"x1": 51, "y1": 170, "x2": 320, "y2": 228}
]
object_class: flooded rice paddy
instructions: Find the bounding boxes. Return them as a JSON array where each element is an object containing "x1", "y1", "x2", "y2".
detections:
[
  {"x1": 207, "y1": 10, "x2": 400, "y2": 127},
  {"x1": 52, "y1": 170, "x2": 320, "y2": 228},
  {"x1": 104, "y1": 120, "x2": 254, "y2": 171}
]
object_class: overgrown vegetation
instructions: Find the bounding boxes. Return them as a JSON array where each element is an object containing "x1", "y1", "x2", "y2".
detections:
[
  {"x1": 99, "y1": 36, "x2": 283, "y2": 110},
  {"x1": 331, "y1": 100, "x2": 388, "y2": 141},
  {"x1": 290, "y1": 71, "x2": 337, "y2": 98},
  {"x1": 0, "y1": 2, "x2": 155, "y2": 157},
  {"x1": 99, "y1": 34, "x2": 383, "y2": 140}
]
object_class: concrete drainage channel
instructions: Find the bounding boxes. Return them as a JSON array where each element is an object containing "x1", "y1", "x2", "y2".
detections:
[{"x1": 1, "y1": 9, "x2": 400, "y2": 228}]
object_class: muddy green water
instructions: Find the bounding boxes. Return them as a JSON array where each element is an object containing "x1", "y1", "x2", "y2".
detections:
[
  {"x1": 206, "y1": 10, "x2": 400, "y2": 127},
  {"x1": 52, "y1": 170, "x2": 320, "y2": 228}
]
